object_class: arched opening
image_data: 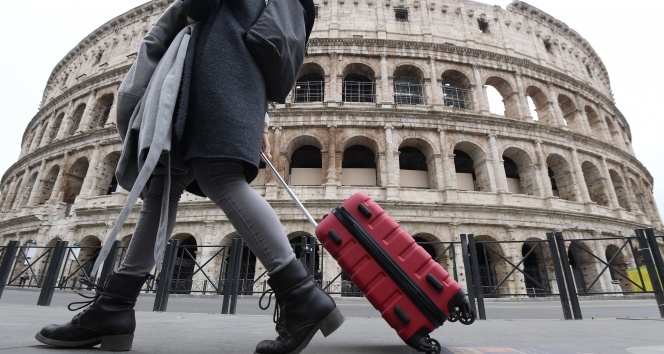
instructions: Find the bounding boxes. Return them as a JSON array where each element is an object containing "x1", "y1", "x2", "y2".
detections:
[
  {"x1": 72, "y1": 236, "x2": 101, "y2": 281},
  {"x1": 630, "y1": 178, "x2": 648, "y2": 214},
  {"x1": 581, "y1": 161, "x2": 609, "y2": 207},
  {"x1": 5, "y1": 178, "x2": 23, "y2": 211},
  {"x1": 37, "y1": 166, "x2": 59, "y2": 205},
  {"x1": 393, "y1": 65, "x2": 424, "y2": 105},
  {"x1": 289, "y1": 145, "x2": 323, "y2": 186},
  {"x1": 399, "y1": 146, "x2": 429, "y2": 188},
  {"x1": 66, "y1": 104, "x2": 85, "y2": 136},
  {"x1": 609, "y1": 169, "x2": 629, "y2": 209},
  {"x1": 18, "y1": 173, "x2": 38, "y2": 208},
  {"x1": 47, "y1": 113, "x2": 65, "y2": 143},
  {"x1": 342, "y1": 145, "x2": 377, "y2": 186},
  {"x1": 470, "y1": 237, "x2": 508, "y2": 296},
  {"x1": 342, "y1": 64, "x2": 375, "y2": 103},
  {"x1": 441, "y1": 70, "x2": 471, "y2": 109},
  {"x1": 94, "y1": 152, "x2": 121, "y2": 196},
  {"x1": 62, "y1": 158, "x2": 89, "y2": 211},
  {"x1": 33, "y1": 122, "x2": 48, "y2": 150},
  {"x1": 503, "y1": 147, "x2": 539, "y2": 196},
  {"x1": 557, "y1": 94, "x2": 583, "y2": 132},
  {"x1": 522, "y1": 241, "x2": 548, "y2": 296},
  {"x1": 605, "y1": 117, "x2": 623, "y2": 148},
  {"x1": 584, "y1": 106, "x2": 605, "y2": 141},
  {"x1": 485, "y1": 77, "x2": 518, "y2": 118},
  {"x1": 171, "y1": 234, "x2": 197, "y2": 294},
  {"x1": 294, "y1": 73, "x2": 325, "y2": 103},
  {"x1": 454, "y1": 142, "x2": 491, "y2": 192},
  {"x1": 525, "y1": 86, "x2": 554, "y2": 124},
  {"x1": 413, "y1": 236, "x2": 436, "y2": 259},
  {"x1": 606, "y1": 244, "x2": 629, "y2": 292},
  {"x1": 92, "y1": 94, "x2": 114, "y2": 128},
  {"x1": 39, "y1": 238, "x2": 63, "y2": 283},
  {"x1": 546, "y1": 154, "x2": 577, "y2": 201}
]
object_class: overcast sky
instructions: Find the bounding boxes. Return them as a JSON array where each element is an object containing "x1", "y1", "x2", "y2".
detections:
[{"x1": 0, "y1": 0, "x2": 662, "y2": 220}]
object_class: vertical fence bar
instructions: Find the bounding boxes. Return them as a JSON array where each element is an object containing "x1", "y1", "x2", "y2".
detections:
[
  {"x1": 229, "y1": 239, "x2": 244, "y2": 314},
  {"x1": 153, "y1": 239, "x2": 180, "y2": 312},
  {"x1": 222, "y1": 238, "x2": 242, "y2": 314},
  {"x1": 307, "y1": 236, "x2": 317, "y2": 275},
  {"x1": 467, "y1": 234, "x2": 486, "y2": 320},
  {"x1": 645, "y1": 228, "x2": 664, "y2": 290},
  {"x1": 98, "y1": 240, "x2": 120, "y2": 285},
  {"x1": 38, "y1": 241, "x2": 69, "y2": 306},
  {"x1": 459, "y1": 234, "x2": 477, "y2": 316},
  {"x1": 546, "y1": 233, "x2": 573, "y2": 320},
  {"x1": 554, "y1": 232, "x2": 582, "y2": 320},
  {"x1": 635, "y1": 229, "x2": 664, "y2": 318},
  {"x1": 0, "y1": 241, "x2": 20, "y2": 300}
]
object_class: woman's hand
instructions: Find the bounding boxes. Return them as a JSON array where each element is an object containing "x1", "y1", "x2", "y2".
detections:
[{"x1": 262, "y1": 130, "x2": 271, "y2": 160}]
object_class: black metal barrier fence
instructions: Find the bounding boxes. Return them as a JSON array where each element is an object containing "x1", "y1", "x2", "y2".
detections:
[{"x1": 1, "y1": 228, "x2": 662, "y2": 319}]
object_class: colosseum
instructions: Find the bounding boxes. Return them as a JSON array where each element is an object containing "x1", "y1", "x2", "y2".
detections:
[{"x1": 1, "y1": 0, "x2": 662, "y2": 299}]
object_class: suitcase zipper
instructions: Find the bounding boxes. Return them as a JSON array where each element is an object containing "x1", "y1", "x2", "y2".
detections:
[{"x1": 332, "y1": 206, "x2": 446, "y2": 327}]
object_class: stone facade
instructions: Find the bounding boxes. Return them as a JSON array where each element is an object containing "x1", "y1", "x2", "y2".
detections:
[{"x1": 1, "y1": 0, "x2": 662, "y2": 296}]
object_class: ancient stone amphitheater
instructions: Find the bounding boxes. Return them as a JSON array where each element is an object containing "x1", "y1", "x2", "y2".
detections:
[{"x1": 1, "y1": 0, "x2": 662, "y2": 297}]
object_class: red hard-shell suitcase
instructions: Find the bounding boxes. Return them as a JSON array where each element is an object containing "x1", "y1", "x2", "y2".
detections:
[
  {"x1": 259, "y1": 154, "x2": 474, "y2": 353},
  {"x1": 315, "y1": 193, "x2": 475, "y2": 353}
]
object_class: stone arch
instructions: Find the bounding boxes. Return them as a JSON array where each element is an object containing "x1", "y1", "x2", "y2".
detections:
[
  {"x1": 454, "y1": 141, "x2": 491, "y2": 192},
  {"x1": 584, "y1": 106, "x2": 605, "y2": 141},
  {"x1": 412, "y1": 233, "x2": 455, "y2": 274},
  {"x1": 606, "y1": 244, "x2": 630, "y2": 292},
  {"x1": 485, "y1": 76, "x2": 519, "y2": 118},
  {"x1": 525, "y1": 85, "x2": 554, "y2": 124},
  {"x1": 341, "y1": 136, "x2": 380, "y2": 186},
  {"x1": 5, "y1": 177, "x2": 23, "y2": 211},
  {"x1": 620, "y1": 125, "x2": 632, "y2": 151},
  {"x1": 170, "y1": 233, "x2": 198, "y2": 294},
  {"x1": 37, "y1": 165, "x2": 60, "y2": 205},
  {"x1": 32, "y1": 122, "x2": 48, "y2": 150},
  {"x1": 567, "y1": 240, "x2": 602, "y2": 293},
  {"x1": 74, "y1": 235, "x2": 102, "y2": 278},
  {"x1": 288, "y1": 137, "x2": 323, "y2": 186},
  {"x1": 393, "y1": 64, "x2": 425, "y2": 105},
  {"x1": 557, "y1": 94, "x2": 584, "y2": 133},
  {"x1": 581, "y1": 160, "x2": 609, "y2": 206},
  {"x1": 342, "y1": 63, "x2": 376, "y2": 103},
  {"x1": 66, "y1": 104, "x2": 86, "y2": 136},
  {"x1": 609, "y1": 169, "x2": 629, "y2": 209},
  {"x1": 398, "y1": 137, "x2": 436, "y2": 189},
  {"x1": 630, "y1": 178, "x2": 648, "y2": 214},
  {"x1": 17, "y1": 172, "x2": 38, "y2": 209},
  {"x1": 522, "y1": 238, "x2": 549, "y2": 296},
  {"x1": 294, "y1": 62, "x2": 325, "y2": 103},
  {"x1": 502, "y1": 147, "x2": 540, "y2": 196},
  {"x1": 546, "y1": 153, "x2": 577, "y2": 201},
  {"x1": 441, "y1": 69, "x2": 472, "y2": 109},
  {"x1": 39, "y1": 237, "x2": 63, "y2": 281},
  {"x1": 91, "y1": 93, "x2": 114, "y2": 128},
  {"x1": 62, "y1": 157, "x2": 89, "y2": 205},
  {"x1": 605, "y1": 117, "x2": 622, "y2": 147},
  {"x1": 472, "y1": 235, "x2": 509, "y2": 296},
  {"x1": 93, "y1": 152, "x2": 121, "y2": 196},
  {"x1": 47, "y1": 112, "x2": 65, "y2": 143}
]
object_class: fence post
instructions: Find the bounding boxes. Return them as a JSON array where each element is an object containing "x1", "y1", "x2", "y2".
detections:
[
  {"x1": 459, "y1": 234, "x2": 477, "y2": 317},
  {"x1": 0, "y1": 241, "x2": 20, "y2": 300},
  {"x1": 222, "y1": 238, "x2": 243, "y2": 314},
  {"x1": 645, "y1": 228, "x2": 664, "y2": 290},
  {"x1": 98, "y1": 240, "x2": 120, "y2": 285},
  {"x1": 153, "y1": 239, "x2": 180, "y2": 312},
  {"x1": 307, "y1": 236, "x2": 317, "y2": 275},
  {"x1": 635, "y1": 229, "x2": 664, "y2": 318},
  {"x1": 467, "y1": 234, "x2": 486, "y2": 320},
  {"x1": 554, "y1": 232, "x2": 582, "y2": 320},
  {"x1": 546, "y1": 233, "x2": 573, "y2": 320},
  {"x1": 37, "y1": 241, "x2": 69, "y2": 306}
]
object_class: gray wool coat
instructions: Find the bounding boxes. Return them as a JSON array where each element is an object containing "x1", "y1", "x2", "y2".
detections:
[{"x1": 174, "y1": 0, "x2": 268, "y2": 191}]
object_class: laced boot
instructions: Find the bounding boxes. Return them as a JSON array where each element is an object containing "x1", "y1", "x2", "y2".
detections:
[
  {"x1": 255, "y1": 259, "x2": 345, "y2": 354},
  {"x1": 35, "y1": 272, "x2": 148, "y2": 351}
]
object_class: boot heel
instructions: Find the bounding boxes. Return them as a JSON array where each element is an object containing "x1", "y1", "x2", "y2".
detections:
[
  {"x1": 320, "y1": 308, "x2": 345, "y2": 337},
  {"x1": 99, "y1": 334, "x2": 134, "y2": 351}
]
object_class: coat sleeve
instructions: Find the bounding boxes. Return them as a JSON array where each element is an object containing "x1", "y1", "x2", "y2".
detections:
[{"x1": 184, "y1": 0, "x2": 220, "y2": 21}]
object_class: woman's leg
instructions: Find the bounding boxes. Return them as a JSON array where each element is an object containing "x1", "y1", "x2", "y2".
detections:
[
  {"x1": 116, "y1": 170, "x2": 195, "y2": 277},
  {"x1": 191, "y1": 158, "x2": 295, "y2": 274}
]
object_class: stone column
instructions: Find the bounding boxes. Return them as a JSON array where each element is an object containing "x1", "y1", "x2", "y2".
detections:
[
  {"x1": 592, "y1": 102, "x2": 611, "y2": 142},
  {"x1": 535, "y1": 141, "x2": 554, "y2": 199},
  {"x1": 620, "y1": 164, "x2": 641, "y2": 214},
  {"x1": 507, "y1": 228, "x2": 527, "y2": 296},
  {"x1": 592, "y1": 238, "x2": 614, "y2": 293},
  {"x1": 325, "y1": 124, "x2": 338, "y2": 199},
  {"x1": 546, "y1": 82, "x2": 567, "y2": 127},
  {"x1": 488, "y1": 134, "x2": 508, "y2": 193},
  {"x1": 385, "y1": 124, "x2": 399, "y2": 200},
  {"x1": 450, "y1": 224, "x2": 469, "y2": 292},
  {"x1": 80, "y1": 145, "x2": 102, "y2": 198},
  {"x1": 574, "y1": 94, "x2": 592, "y2": 135},
  {"x1": 514, "y1": 71, "x2": 531, "y2": 121},
  {"x1": 55, "y1": 101, "x2": 76, "y2": 141},
  {"x1": 570, "y1": 148, "x2": 591, "y2": 203},
  {"x1": 472, "y1": 64, "x2": 489, "y2": 114},
  {"x1": 600, "y1": 157, "x2": 621, "y2": 210},
  {"x1": 328, "y1": 52, "x2": 339, "y2": 104},
  {"x1": 26, "y1": 160, "x2": 47, "y2": 207},
  {"x1": 13, "y1": 169, "x2": 32, "y2": 211},
  {"x1": 379, "y1": 54, "x2": 390, "y2": 105},
  {"x1": 79, "y1": 92, "x2": 98, "y2": 133},
  {"x1": 429, "y1": 56, "x2": 443, "y2": 106},
  {"x1": 265, "y1": 126, "x2": 283, "y2": 199},
  {"x1": 1, "y1": 178, "x2": 18, "y2": 212}
]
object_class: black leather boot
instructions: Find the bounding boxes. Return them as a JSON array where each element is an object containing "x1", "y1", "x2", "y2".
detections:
[
  {"x1": 35, "y1": 272, "x2": 148, "y2": 351},
  {"x1": 255, "y1": 260, "x2": 345, "y2": 354}
]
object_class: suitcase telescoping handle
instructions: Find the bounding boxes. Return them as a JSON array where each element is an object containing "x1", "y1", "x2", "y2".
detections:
[{"x1": 261, "y1": 152, "x2": 318, "y2": 228}]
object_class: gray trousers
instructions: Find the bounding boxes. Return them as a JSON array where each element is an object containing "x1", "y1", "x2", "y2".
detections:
[{"x1": 117, "y1": 158, "x2": 295, "y2": 277}]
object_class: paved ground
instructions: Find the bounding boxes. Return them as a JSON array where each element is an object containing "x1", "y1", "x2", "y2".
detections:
[{"x1": 1, "y1": 288, "x2": 663, "y2": 353}]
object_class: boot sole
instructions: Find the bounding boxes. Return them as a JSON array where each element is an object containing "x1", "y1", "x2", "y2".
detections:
[
  {"x1": 254, "y1": 307, "x2": 345, "y2": 354},
  {"x1": 35, "y1": 332, "x2": 134, "y2": 351}
]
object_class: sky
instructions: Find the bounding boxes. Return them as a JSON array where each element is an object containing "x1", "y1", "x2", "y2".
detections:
[{"x1": 0, "y1": 0, "x2": 662, "y2": 220}]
